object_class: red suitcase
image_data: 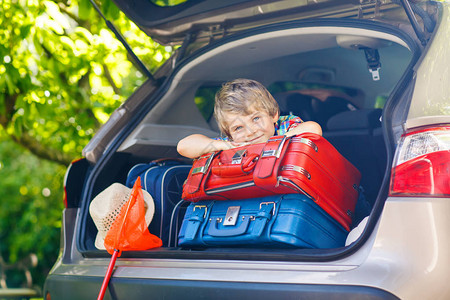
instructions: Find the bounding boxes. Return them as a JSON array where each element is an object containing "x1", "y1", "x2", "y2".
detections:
[{"x1": 182, "y1": 133, "x2": 361, "y2": 230}]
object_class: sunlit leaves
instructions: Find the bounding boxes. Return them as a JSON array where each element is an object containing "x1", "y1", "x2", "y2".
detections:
[
  {"x1": 43, "y1": 1, "x2": 71, "y2": 30},
  {"x1": 0, "y1": 0, "x2": 173, "y2": 287},
  {"x1": 1, "y1": 0, "x2": 173, "y2": 162}
]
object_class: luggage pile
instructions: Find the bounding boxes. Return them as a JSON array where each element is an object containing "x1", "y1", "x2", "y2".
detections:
[{"x1": 127, "y1": 133, "x2": 362, "y2": 249}]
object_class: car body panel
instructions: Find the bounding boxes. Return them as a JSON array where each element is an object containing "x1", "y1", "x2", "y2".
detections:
[
  {"x1": 406, "y1": 4, "x2": 450, "y2": 129},
  {"x1": 45, "y1": 275, "x2": 399, "y2": 299},
  {"x1": 47, "y1": 197, "x2": 450, "y2": 300}
]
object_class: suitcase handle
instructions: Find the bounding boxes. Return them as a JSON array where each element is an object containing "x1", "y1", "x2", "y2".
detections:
[
  {"x1": 206, "y1": 202, "x2": 275, "y2": 237},
  {"x1": 210, "y1": 153, "x2": 258, "y2": 177},
  {"x1": 207, "y1": 216, "x2": 251, "y2": 237}
]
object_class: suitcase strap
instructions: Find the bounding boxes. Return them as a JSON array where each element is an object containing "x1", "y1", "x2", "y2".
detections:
[
  {"x1": 184, "y1": 153, "x2": 215, "y2": 195},
  {"x1": 256, "y1": 136, "x2": 289, "y2": 179},
  {"x1": 184, "y1": 205, "x2": 209, "y2": 240},
  {"x1": 206, "y1": 201, "x2": 276, "y2": 237},
  {"x1": 251, "y1": 201, "x2": 276, "y2": 237}
]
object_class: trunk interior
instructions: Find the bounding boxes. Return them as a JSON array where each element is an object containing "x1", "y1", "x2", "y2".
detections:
[{"x1": 78, "y1": 19, "x2": 419, "y2": 260}]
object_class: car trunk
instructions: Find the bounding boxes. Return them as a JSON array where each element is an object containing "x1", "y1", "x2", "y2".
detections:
[{"x1": 75, "y1": 0, "x2": 430, "y2": 260}]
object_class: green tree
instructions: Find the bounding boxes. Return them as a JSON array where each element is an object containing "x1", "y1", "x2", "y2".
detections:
[
  {"x1": 1, "y1": 0, "x2": 172, "y2": 165},
  {"x1": 0, "y1": 136, "x2": 65, "y2": 292},
  {"x1": 0, "y1": 0, "x2": 172, "y2": 290}
]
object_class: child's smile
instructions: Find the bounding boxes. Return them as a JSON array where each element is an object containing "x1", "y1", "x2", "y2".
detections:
[{"x1": 223, "y1": 108, "x2": 278, "y2": 144}]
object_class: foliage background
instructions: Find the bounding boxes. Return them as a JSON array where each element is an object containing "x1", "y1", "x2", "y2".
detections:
[{"x1": 0, "y1": 0, "x2": 172, "y2": 292}]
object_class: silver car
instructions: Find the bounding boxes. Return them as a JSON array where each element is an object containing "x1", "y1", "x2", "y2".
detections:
[{"x1": 45, "y1": 1, "x2": 450, "y2": 299}]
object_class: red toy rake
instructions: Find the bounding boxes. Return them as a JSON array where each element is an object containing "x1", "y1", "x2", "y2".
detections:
[{"x1": 97, "y1": 177, "x2": 162, "y2": 300}]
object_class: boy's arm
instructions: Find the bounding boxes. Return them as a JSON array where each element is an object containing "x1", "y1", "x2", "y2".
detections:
[
  {"x1": 177, "y1": 134, "x2": 236, "y2": 159},
  {"x1": 284, "y1": 121, "x2": 323, "y2": 137}
]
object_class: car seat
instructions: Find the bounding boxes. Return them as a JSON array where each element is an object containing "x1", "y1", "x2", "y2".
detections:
[
  {"x1": 323, "y1": 109, "x2": 384, "y2": 205},
  {"x1": 275, "y1": 93, "x2": 317, "y2": 122}
]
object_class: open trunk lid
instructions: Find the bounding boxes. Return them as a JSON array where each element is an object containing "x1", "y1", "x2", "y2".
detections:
[{"x1": 111, "y1": 0, "x2": 435, "y2": 47}]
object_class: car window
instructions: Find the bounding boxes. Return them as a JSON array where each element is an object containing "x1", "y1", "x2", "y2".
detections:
[
  {"x1": 268, "y1": 82, "x2": 363, "y2": 127},
  {"x1": 268, "y1": 82, "x2": 363, "y2": 107},
  {"x1": 194, "y1": 83, "x2": 368, "y2": 124},
  {"x1": 374, "y1": 95, "x2": 388, "y2": 109},
  {"x1": 149, "y1": 0, "x2": 188, "y2": 7},
  {"x1": 195, "y1": 86, "x2": 220, "y2": 122}
]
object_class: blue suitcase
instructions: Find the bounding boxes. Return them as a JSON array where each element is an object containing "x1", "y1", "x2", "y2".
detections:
[
  {"x1": 178, "y1": 194, "x2": 347, "y2": 248},
  {"x1": 126, "y1": 161, "x2": 191, "y2": 246}
]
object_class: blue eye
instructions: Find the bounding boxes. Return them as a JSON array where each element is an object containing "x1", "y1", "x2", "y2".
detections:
[
  {"x1": 234, "y1": 126, "x2": 243, "y2": 132},
  {"x1": 253, "y1": 116, "x2": 260, "y2": 122}
]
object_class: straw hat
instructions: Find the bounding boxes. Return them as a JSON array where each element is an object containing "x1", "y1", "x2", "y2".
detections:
[{"x1": 89, "y1": 183, "x2": 155, "y2": 250}]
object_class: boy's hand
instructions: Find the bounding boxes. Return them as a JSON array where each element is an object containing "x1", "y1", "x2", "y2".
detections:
[
  {"x1": 230, "y1": 141, "x2": 250, "y2": 147},
  {"x1": 284, "y1": 130, "x2": 297, "y2": 138},
  {"x1": 213, "y1": 140, "x2": 248, "y2": 151},
  {"x1": 284, "y1": 121, "x2": 322, "y2": 137}
]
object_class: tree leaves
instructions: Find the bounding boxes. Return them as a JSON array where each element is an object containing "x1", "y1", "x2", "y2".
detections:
[
  {"x1": 79, "y1": 0, "x2": 94, "y2": 20},
  {"x1": 1, "y1": 0, "x2": 172, "y2": 165},
  {"x1": 0, "y1": 0, "x2": 173, "y2": 288},
  {"x1": 0, "y1": 138, "x2": 65, "y2": 287}
]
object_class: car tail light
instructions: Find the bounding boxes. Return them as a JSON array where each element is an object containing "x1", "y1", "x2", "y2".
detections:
[
  {"x1": 390, "y1": 126, "x2": 450, "y2": 197},
  {"x1": 63, "y1": 163, "x2": 72, "y2": 209}
]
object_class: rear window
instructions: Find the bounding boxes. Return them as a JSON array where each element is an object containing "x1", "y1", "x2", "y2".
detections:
[
  {"x1": 195, "y1": 86, "x2": 220, "y2": 122},
  {"x1": 149, "y1": 0, "x2": 188, "y2": 7},
  {"x1": 194, "y1": 82, "x2": 368, "y2": 126}
]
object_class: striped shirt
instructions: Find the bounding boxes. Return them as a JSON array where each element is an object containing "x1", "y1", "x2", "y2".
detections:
[{"x1": 275, "y1": 115, "x2": 303, "y2": 136}]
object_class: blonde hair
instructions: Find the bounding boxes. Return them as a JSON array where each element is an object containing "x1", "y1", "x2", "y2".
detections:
[{"x1": 214, "y1": 79, "x2": 279, "y2": 138}]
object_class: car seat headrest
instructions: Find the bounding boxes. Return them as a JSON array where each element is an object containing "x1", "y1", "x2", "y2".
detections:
[{"x1": 276, "y1": 93, "x2": 316, "y2": 121}]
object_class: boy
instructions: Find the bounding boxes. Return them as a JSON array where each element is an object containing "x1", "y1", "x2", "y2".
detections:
[{"x1": 177, "y1": 78, "x2": 322, "y2": 159}]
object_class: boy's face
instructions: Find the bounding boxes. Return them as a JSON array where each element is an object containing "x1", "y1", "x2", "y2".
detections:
[{"x1": 223, "y1": 106, "x2": 278, "y2": 144}]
